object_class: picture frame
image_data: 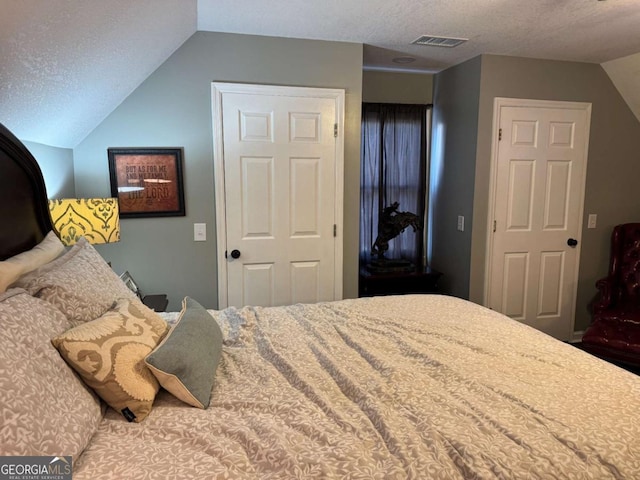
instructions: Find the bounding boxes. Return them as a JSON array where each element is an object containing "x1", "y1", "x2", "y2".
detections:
[
  {"x1": 119, "y1": 271, "x2": 141, "y2": 298},
  {"x1": 108, "y1": 147, "x2": 185, "y2": 218}
]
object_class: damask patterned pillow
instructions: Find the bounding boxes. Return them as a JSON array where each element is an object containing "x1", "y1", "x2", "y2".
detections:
[
  {"x1": 0, "y1": 289, "x2": 103, "y2": 457},
  {"x1": 52, "y1": 299, "x2": 170, "y2": 423},
  {"x1": 15, "y1": 237, "x2": 137, "y2": 326}
]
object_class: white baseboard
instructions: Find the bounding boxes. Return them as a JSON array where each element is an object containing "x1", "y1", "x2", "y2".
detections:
[{"x1": 569, "y1": 330, "x2": 585, "y2": 343}]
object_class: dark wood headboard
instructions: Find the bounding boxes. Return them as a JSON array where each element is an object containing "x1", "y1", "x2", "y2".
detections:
[{"x1": 0, "y1": 122, "x2": 54, "y2": 260}]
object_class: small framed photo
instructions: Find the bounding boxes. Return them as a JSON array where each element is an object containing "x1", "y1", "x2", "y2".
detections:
[
  {"x1": 108, "y1": 147, "x2": 185, "y2": 218},
  {"x1": 119, "y1": 271, "x2": 141, "y2": 298}
]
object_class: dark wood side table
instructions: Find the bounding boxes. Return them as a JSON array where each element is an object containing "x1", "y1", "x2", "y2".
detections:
[
  {"x1": 142, "y1": 294, "x2": 169, "y2": 312},
  {"x1": 359, "y1": 266, "x2": 442, "y2": 297}
]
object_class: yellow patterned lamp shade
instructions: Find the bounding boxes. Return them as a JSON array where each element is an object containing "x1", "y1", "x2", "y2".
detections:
[{"x1": 49, "y1": 198, "x2": 120, "y2": 246}]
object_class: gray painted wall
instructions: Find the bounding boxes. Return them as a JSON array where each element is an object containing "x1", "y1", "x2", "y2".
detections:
[
  {"x1": 23, "y1": 141, "x2": 75, "y2": 198},
  {"x1": 429, "y1": 56, "x2": 481, "y2": 298},
  {"x1": 362, "y1": 70, "x2": 433, "y2": 104},
  {"x1": 431, "y1": 54, "x2": 640, "y2": 333},
  {"x1": 73, "y1": 31, "x2": 363, "y2": 311}
]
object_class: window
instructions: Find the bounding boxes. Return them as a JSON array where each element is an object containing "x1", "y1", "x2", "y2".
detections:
[{"x1": 360, "y1": 103, "x2": 431, "y2": 269}]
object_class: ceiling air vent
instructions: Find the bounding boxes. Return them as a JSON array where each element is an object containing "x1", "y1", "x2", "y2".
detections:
[{"x1": 411, "y1": 35, "x2": 468, "y2": 48}]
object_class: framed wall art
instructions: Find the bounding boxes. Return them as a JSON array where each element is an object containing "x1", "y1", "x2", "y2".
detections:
[
  {"x1": 108, "y1": 147, "x2": 185, "y2": 218},
  {"x1": 119, "y1": 271, "x2": 141, "y2": 298}
]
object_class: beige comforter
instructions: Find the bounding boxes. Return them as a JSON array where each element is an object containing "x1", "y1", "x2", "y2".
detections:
[{"x1": 74, "y1": 295, "x2": 640, "y2": 479}]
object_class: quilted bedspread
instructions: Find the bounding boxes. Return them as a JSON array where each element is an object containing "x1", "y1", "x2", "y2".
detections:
[{"x1": 74, "y1": 295, "x2": 640, "y2": 479}]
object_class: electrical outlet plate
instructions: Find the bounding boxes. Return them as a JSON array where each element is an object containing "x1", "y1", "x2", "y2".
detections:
[{"x1": 457, "y1": 215, "x2": 464, "y2": 232}]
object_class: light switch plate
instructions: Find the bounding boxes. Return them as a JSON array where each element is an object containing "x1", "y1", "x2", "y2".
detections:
[
  {"x1": 587, "y1": 214, "x2": 597, "y2": 229},
  {"x1": 194, "y1": 223, "x2": 206, "y2": 241},
  {"x1": 457, "y1": 215, "x2": 465, "y2": 232}
]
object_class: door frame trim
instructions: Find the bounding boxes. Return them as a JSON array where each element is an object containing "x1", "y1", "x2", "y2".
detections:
[
  {"x1": 211, "y1": 82, "x2": 345, "y2": 308},
  {"x1": 483, "y1": 97, "x2": 592, "y2": 338}
]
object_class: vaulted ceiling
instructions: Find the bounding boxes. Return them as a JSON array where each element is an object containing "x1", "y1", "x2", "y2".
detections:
[{"x1": 2, "y1": 0, "x2": 639, "y2": 148}]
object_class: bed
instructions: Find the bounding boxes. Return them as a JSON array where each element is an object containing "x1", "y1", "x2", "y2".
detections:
[{"x1": 1, "y1": 121, "x2": 639, "y2": 479}]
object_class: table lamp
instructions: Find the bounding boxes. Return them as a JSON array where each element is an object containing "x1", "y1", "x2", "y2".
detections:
[{"x1": 49, "y1": 198, "x2": 120, "y2": 246}]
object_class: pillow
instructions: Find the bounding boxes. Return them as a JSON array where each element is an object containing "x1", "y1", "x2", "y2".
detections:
[
  {"x1": 0, "y1": 288, "x2": 103, "y2": 457},
  {"x1": 145, "y1": 297, "x2": 223, "y2": 409},
  {"x1": 16, "y1": 236, "x2": 138, "y2": 326},
  {"x1": 0, "y1": 231, "x2": 65, "y2": 292},
  {"x1": 52, "y1": 298, "x2": 170, "y2": 422}
]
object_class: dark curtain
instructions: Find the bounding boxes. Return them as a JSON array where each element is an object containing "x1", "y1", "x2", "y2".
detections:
[{"x1": 360, "y1": 103, "x2": 429, "y2": 267}]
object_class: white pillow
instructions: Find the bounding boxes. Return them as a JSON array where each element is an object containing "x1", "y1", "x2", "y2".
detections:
[{"x1": 0, "y1": 231, "x2": 65, "y2": 293}]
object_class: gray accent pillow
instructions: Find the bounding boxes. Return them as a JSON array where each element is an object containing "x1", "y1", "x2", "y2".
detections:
[{"x1": 145, "y1": 297, "x2": 223, "y2": 408}]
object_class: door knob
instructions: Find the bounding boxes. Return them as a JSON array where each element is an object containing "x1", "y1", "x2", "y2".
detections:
[
  {"x1": 567, "y1": 238, "x2": 578, "y2": 247},
  {"x1": 230, "y1": 249, "x2": 241, "y2": 259}
]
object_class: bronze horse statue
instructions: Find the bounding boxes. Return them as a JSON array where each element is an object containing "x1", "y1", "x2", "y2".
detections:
[{"x1": 371, "y1": 202, "x2": 421, "y2": 259}]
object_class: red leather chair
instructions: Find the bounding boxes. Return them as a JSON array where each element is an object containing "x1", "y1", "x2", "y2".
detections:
[{"x1": 582, "y1": 223, "x2": 640, "y2": 368}]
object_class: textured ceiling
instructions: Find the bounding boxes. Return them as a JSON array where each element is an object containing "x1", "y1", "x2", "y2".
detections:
[
  {"x1": 0, "y1": 1, "x2": 196, "y2": 147},
  {"x1": 198, "y1": 0, "x2": 640, "y2": 73},
  {"x1": 1, "y1": 0, "x2": 639, "y2": 147}
]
